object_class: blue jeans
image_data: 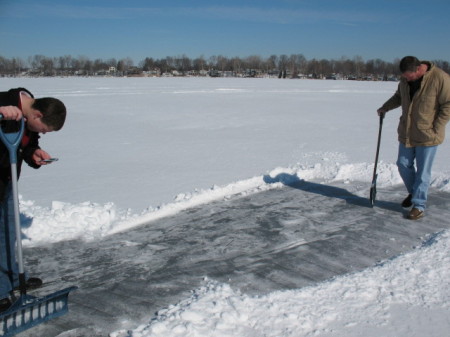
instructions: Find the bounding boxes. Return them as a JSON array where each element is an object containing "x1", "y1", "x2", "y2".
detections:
[
  {"x1": 397, "y1": 143, "x2": 437, "y2": 211},
  {"x1": 0, "y1": 183, "x2": 19, "y2": 299}
]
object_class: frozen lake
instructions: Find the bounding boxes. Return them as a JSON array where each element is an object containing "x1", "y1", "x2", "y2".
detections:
[
  {"x1": 2, "y1": 76, "x2": 429, "y2": 214},
  {"x1": 1, "y1": 77, "x2": 449, "y2": 336}
]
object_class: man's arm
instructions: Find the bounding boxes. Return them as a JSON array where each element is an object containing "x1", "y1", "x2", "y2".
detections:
[
  {"x1": 433, "y1": 72, "x2": 450, "y2": 134},
  {"x1": 377, "y1": 86, "x2": 402, "y2": 116},
  {"x1": 22, "y1": 133, "x2": 42, "y2": 168}
]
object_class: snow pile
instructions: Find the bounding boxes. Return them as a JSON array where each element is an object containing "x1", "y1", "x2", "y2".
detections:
[
  {"x1": 431, "y1": 173, "x2": 450, "y2": 192},
  {"x1": 19, "y1": 158, "x2": 449, "y2": 246},
  {"x1": 20, "y1": 198, "x2": 118, "y2": 245},
  {"x1": 19, "y1": 172, "x2": 270, "y2": 245},
  {"x1": 112, "y1": 230, "x2": 450, "y2": 337},
  {"x1": 16, "y1": 159, "x2": 383, "y2": 245}
]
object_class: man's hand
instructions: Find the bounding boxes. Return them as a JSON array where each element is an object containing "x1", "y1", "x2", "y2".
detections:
[
  {"x1": 32, "y1": 149, "x2": 52, "y2": 166},
  {"x1": 0, "y1": 106, "x2": 24, "y2": 121},
  {"x1": 377, "y1": 108, "x2": 388, "y2": 117}
]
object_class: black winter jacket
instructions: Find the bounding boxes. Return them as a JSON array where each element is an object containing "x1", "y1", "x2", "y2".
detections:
[{"x1": 0, "y1": 88, "x2": 41, "y2": 201}]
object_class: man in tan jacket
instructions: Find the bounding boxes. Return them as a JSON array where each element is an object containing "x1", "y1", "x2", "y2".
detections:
[{"x1": 377, "y1": 56, "x2": 450, "y2": 220}]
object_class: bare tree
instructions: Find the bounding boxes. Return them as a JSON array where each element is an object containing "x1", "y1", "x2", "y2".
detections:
[
  {"x1": 267, "y1": 55, "x2": 278, "y2": 73},
  {"x1": 288, "y1": 54, "x2": 306, "y2": 78},
  {"x1": 278, "y1": 54, "x2": 288, "y2": 77},
  {"x1": 192, "y1": 56, "x2": 207, "y2": 72},
  {"x1": 11, "y1": 57, "x2": 25, "y2": 75},
  {"x1": 230, "y1": 57, "x2": 242, "y2": 74},
  {"x1": 208, "y1": 55, "x2": 218, "y2": 70},
  {"x1": 216, "y1": 55, "x2": 229, "y2": 72},
  {"x1": 353, "y1": 55, "x2": 365, "y2": 78}
]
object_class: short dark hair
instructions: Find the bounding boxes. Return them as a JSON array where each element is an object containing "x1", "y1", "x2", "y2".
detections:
[
  {"x1": 399, "y1": 56, "x2": 421, "y2": 73},
  {"x1": 32, "y1": 97, "x2": 66, "y2": 131}
]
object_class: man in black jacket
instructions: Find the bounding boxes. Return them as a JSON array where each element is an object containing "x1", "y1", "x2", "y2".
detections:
[{"x1": 0, "y1": 88, "x2": 66, "y2": 312}]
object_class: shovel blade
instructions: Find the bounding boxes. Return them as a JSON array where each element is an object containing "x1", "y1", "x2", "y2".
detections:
[
  {"x1": 369, "y1": 175, "x2": 377, "y2": 207},
  {"x1": 369, "y1": 186, "x2": 376, "y2": 207},
  {"x1": 0, "y1": 286, "x2": 77, "y2": 337}
]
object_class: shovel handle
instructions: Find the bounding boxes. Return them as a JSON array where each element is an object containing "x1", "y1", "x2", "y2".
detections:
[
  {"x1": 0, "y1": 114, "x2": 27, "y2": 294},
  {"x1": 0, "y1": 115, "x2": 25, "y2": 164}
]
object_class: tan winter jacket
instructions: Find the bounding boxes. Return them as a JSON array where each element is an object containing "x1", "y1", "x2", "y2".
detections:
[{"x1": 380, "y1": 62, "x2": 450, "y2": 147}]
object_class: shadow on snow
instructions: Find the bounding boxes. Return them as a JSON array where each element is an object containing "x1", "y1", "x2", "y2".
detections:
[{"x1": 263, "y1": 172, "x2": 402, "y2": 213}]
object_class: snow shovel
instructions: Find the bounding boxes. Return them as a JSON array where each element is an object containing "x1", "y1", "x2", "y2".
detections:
[
  {"x1": 369, "y1": 113, "x2": 384, "y2": 207},
  {"x1": 0, "y1": 116, "x2": 76, "y2": 336}
]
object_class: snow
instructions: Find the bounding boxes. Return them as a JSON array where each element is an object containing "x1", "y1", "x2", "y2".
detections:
[
  {"x1": 113, "y1": 230, "x2": 450, "y2": 337},
  {"x1": 1, "y1": 77, "x2": 449, "y2": 336}
]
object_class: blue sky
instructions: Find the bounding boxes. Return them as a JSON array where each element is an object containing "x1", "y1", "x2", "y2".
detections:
[{"x1": 1, "y1": 0, "x2": 449, "y2": 64}]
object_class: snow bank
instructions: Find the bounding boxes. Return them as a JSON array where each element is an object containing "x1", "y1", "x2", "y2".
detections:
[
  {"x1": 20, "y1": 198, "x2": 117, "y2": 244},
  {"x1": 19, "y1": 158, "x2": 358, "y2": 245},
  {"x1": 111, "y1": 230, "x2": 450, "y2": 337},
  {"x1": 20, "y1": 158, "x2": 449, "y2": 246}
]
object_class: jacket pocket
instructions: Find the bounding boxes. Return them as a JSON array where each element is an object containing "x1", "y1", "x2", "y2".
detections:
[{"x1": 415, "y1": 95, "x2": 437, "y2": 130}]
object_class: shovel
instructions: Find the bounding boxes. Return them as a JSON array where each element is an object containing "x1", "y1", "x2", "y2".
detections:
[{"x1": 369, "y1": 113, "x2": 384, "y2": 207}]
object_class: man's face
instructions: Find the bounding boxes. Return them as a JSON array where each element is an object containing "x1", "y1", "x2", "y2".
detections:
[
  {"x1": 26, "y1": 113, "x2": 54, "y2": 134},
  {"x1": 401, "y1": 68, "x2": 420, "y2": 82}
]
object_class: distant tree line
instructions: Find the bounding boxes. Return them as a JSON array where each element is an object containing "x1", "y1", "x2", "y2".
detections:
[{"x1": 0, "y1": 54, "x2": 449, "y2": 79}]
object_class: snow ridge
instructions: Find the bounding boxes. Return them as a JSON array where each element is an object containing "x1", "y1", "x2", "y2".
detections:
[{"x1": 20, "y1": 159, "x2": 449, "y2": 246}]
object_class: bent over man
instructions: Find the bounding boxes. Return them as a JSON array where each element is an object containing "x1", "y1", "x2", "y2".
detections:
[{"x1": 0, "y1": 88, "x2": 66, "y2": 312}]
